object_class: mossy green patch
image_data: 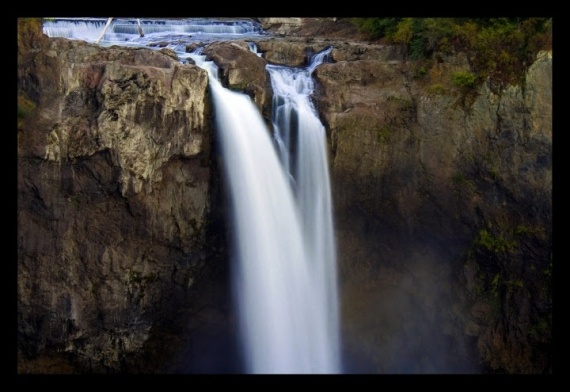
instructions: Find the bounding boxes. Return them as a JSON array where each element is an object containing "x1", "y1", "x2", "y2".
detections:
[
  {"x1": 427, "y1": 83, "x2": 448, "y2": 95},
  {"x1": 476, "y1": 228, "x2": 517, "y2": 253},
  {"x1": 18, "y1": 95, "x2": 36, "y2": 127}
]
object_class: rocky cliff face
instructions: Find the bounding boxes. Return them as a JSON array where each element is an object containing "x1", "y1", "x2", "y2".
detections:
[
  {"x1": 17, "y1": 19, "x2": 237, "y2": 373},
  {"x1": 314, "y1": 47, "x2": 552, "y2": 374},
  {"x1": 17, "y1": 18, "x2": 552, "y2": 374}
]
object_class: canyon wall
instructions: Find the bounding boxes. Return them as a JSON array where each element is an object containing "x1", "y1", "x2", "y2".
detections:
[{"x1": 17, "y1": 18, "x2": 552, "y2": 374}]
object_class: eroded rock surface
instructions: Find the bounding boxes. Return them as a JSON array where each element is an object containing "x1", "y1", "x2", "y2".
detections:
[{"x1": 17, "y1": 19, "x2": 233, "y2": 373}]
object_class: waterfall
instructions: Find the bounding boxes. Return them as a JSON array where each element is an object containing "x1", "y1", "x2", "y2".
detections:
[
  {"x1": 43, "y1": 18, "x2": 340, "y2": 373},
  {"x1": 191, "y1": 47, "x2": 340, "y2": 374},
  {"x1": 267, "y1": 46, "x2": 340, "y2": 372}
]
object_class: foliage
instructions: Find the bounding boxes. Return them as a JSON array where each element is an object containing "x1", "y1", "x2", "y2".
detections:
[
  {"x1": 476, "y1": 228, "x2": 517, "y2": 253},
  {"x1": 350, "y1": 18, "x2": 402, "y2": 40},
  {"x1": 490, "y1": 273, "x2": 501, "y2": 296},
  {"x1": 17, "y1": 18, "x2": 43, "y2": 47},
  {"x1": 426, "y1": 83, "x2": 447, "y2": 95},
  {"x1": 350, "y1": 17, "x2": 552, "y2": 90},
  {"x1": 392, "y1": 18, "x2": 414, "y2": 45},
  {"x1": 514, "y1": 224, "x2": 547, "y2": 240},
  {"x1": 452, "y1": 70, "x2": 477, "y2": 88},
  {"x1": 17, "y1": 18, "x2": 43, "y2": 33}
]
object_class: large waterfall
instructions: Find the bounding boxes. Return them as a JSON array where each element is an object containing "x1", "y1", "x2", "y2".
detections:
[
  {"x1": 190, "y1": 47, "x2": 340, "y2": 374},
  {"x1": 43, "y1": 18, "x2": 341, "y2": 374}
]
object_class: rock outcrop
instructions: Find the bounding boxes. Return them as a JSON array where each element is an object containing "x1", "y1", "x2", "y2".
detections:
[
  {"x1": 17, "y1": 19, "x2": 237, "y2": 373},
  {"x1": 314, "y1": 47, "x2": 552, "y2": 374},
  {"x1": 17, "y1": 18, "x2": 552, "y2": 374}
]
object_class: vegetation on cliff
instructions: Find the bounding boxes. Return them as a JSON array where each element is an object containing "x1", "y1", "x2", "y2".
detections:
[
  {"x1": 17, "y1": 18, "x2": 43, "y2": 49},
  {"x1": 351, "y1": 17, "x2": 552, "y2": 91}
]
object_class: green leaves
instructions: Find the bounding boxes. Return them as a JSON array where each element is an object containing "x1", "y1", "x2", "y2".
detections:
[
  {"x1": 351, "y1": 17, "x2": 552, "y2": 90},
  {"x1": 452, "y1": 71, "x2": 477, "y2": 89}
]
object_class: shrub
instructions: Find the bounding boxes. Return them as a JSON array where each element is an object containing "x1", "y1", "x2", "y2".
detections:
[
  {"x1": 452, "y1": 70, "x2": 477, "y2": 88},
  {"x1": 350, "y1": 17, "x2": 552, "y2": 90},
  {"x1": 476, "y1": 228, "x2": 517, "y2": 253},
  {"x1": 350, "y1": 18, "x2": 401, "y2": 40}
]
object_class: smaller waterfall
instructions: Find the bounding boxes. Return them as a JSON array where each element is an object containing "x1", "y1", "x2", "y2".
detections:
[{"x1": 267, "y1": 46, "x2": 340, "y2": 373}]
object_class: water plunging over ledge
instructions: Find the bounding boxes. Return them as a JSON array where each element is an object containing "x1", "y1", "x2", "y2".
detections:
[
  {"x1": 43, "y1": 18, "x2": 341, "y2": 374},
  {"x1": 190, "y1": 46, "x2": 340, "y2": 374}
]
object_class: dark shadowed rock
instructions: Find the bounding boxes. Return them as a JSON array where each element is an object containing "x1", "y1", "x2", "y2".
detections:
[{"x1": 17, "y1": 19, "x2": 226, "y2": 373}]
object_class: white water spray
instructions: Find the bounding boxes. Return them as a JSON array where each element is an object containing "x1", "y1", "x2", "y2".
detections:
[{"x1": 191, "y1": 47, "x2": 340, "y2": 374}]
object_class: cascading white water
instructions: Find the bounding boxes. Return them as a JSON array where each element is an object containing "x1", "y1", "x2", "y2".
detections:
[
  {"x1": 44, "y1": 18, "x2": 340, "y2": 373},
  {"x1": 191, "y1": 47, "x2": 340, "y2": 374},
  {"x1": 267, "y1": 46, "x2": 340, "y2": 372},
  {"x1": 42, "y1": 17, "x2": 266, "y2": 46}
]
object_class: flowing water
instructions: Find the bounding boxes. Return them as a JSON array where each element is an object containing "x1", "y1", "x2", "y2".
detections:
[
  {"x1": 43, "y1": 18, "x2": 340, "y2": 374},
  {"x1": 266, "y1": 47, "x2": 340, "y2": 373},
  {"x1": 42, "y1": 17, "x2": 266, "y2": 47}
]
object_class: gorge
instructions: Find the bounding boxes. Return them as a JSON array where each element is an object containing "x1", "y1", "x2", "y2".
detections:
[{"x1": 17, "y1": 17, "x2": 552, "y2": 374}]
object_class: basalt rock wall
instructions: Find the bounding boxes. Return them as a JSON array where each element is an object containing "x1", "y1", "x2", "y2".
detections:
[
  {"x1": 314, "y1": 48, "x2": 552, "y2": 374},
  {"x1": 17, "y1": 19, "x2": 233, "y2": 373}
]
